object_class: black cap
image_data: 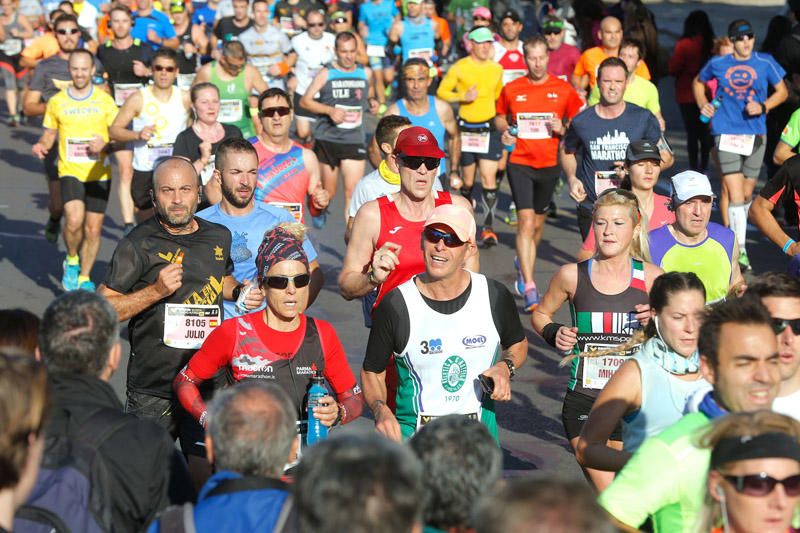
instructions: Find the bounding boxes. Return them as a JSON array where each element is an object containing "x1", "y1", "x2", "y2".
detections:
[
  {"x1": 728, "y1": 19, "x2": 754, "y2": 39},
  {"x1": 625, "y1": 140, "x2": 661, "y2": 163},
  {"x1": 500, "y1": 9, "x2": 521, "y2": 23}
]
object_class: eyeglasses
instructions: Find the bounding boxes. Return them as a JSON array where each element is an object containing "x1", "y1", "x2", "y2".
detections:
[
  {"x1": 259, "y1": 106, "x2": 291, "y2": 118},
  {"x1": 732, "y1": 33, "x2": 754, "y2": 42},
  {"x1": 772, "y1": 318, "x2": 800, "y2": 336},
  {"x1": 56, "y1": 27, "x2": 80, "y2": 35},
  {"x1": 264, "y1": 273, "x2": 311, "y2": 289},
  {"x1": 723, "y1": 473, "x2": 800, "y2": 497},
  {"x1": 308, "y1": 22, "x2": 325, "y2": 27},
  {"x1": 222, "y1": 58, "x2": 245, "y2": 71},
  {"x1": 153, "y1": 65, "x2": 177, "y2": 72},
  {"x1": 400, "y1": 155, "x2": 440, "y2": 171},
  {"x1": 423, "y1": 227, "x2": 465, "y2": 247}
]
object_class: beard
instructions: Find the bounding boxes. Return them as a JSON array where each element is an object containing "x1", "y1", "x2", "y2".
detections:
[
  {"x1": 156, "y1": 201, "x2": 195, "y2": 228},
  {"x1": 221, "y1": 180, "x2": 254, "y2": 209}
]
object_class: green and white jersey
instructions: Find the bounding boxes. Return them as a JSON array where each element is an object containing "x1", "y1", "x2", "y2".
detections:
[{"x1": 394, "y1": 272, "x2": 502, "y2": 440}]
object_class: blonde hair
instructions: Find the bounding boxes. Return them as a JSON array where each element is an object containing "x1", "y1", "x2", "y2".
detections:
[
  {"x1": 697, "y1": 411, "x2": 800, "y2": 533},
  {"x1": 275, "y1": 221, "x2": 307, "y2": 242},
  {"x1": 592, "y1": 189, "x2": 651, "y2": 263}
]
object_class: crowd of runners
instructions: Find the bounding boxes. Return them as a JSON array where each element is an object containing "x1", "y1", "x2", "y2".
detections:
[{"x1": 4, "y1": 0, "x2": 800, "y2": 531}]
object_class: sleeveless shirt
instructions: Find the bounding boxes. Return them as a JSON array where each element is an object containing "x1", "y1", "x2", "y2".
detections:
[{"x1": 132, "y1": 86, "x2": 188, "y2": 171}]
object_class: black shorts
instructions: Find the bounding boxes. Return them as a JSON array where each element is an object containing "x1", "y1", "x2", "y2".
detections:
[
  {"x1": 507, "y1": 163, "x2": 561, "y2": 214},
  {"x1": 293, "y1": 91, "x2": 317, "y2": 121},
  {"x1": 561, "y1": 389, "x2": 622, "y2": 442},
  {"x1": 60, "y1": 176, "x2": 110, "y2": 213},
  {"x1": 459, "y1": 119, "x2": 503, "y2": 165},
  {"x1": 132, "y1": 169, "x2": 154, "y2": 210},
  {"x1": 125, "y1": 390, "x2": 206, "y2": 458},
  {"x1": 313, "y1": 138, "x2": 366, "y2": 168},
  {"x1": 44, "y1": 145, "x2": 59, "y2": 182}
]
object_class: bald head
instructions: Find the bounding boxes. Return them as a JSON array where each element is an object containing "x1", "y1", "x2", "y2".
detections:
[
  {"x1": 599, "y1": 16, "x2": 623, "y2": 50},
  {"x1": 152, "y1": 157, "x2": 200, "y2": 228}
]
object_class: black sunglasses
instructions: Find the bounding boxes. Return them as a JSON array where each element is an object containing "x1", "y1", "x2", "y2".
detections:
[
  {"x1": 723, "y1": 473, "x2": 800, "y2": 497},
  {"x1": 400, "y1": 155, "x2": 440, "y2": 171},
  {"x1": 259, "y1": 106, "x2": 291, "y2": 118},
  {"x1": 543, "y1": 29, "x2": 562, "y2": 35},
  {"x1": 153, "y1": 65, "x2": 177, "y2": 72},
  {"x1": 423, "y1": 227, "x2": 465, "y2": 247},
  {"x1": 308, "y1": 22, "x2": 325, "y2": 27},
  {"x1": 264, "y1": 273, "x2": 311, "y2": 289},
  {"x1": 56, "y1": 27, "x2": 80, "y2": 35},
  {"x1": 772, "y1": 317, "x2": 800, "y2": 336},
  {"x1": 732, "y1": 32, "x2": 754, "y2": 42}
]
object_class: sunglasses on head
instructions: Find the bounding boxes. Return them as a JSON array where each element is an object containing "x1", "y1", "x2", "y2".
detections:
[
  {"x1": 56, "y1": 27, "x2": 80, "y2": 35},
  {"x1": 423, "y1": 227, "x2": 465, "y2": 247},
  {"x1": 723, "y1": 473, "x2": 800, "y2": 497},
  {"x1": 732, "y1": 32, "x2": 754, "y2": 42},
  {"x1": 400, "y1": 155, "x2": 440, "y2": 171},
  {"x1": 153, "y1": 64, "x2": 177, "y2": 72},
  {"x1": 259, "y1": 106, "x2": 291, "y2": 118},
  {"x1": 772, "y1": 317, "x2": 800, "y2": 336},
  {"x1": 598, "y1": 187, "x2": 638, "y2": 202},
  {"x1": 264, "y1": 273, "x2": 311, "y2": 289}
]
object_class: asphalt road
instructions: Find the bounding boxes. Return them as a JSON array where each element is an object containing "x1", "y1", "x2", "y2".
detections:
[{"x1": 0, "y1": 2, "x2": 791, "y2": 478}]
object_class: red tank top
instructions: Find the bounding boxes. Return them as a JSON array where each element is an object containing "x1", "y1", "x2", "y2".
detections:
[{"x1": 374, "y1": 191, "x2": 452, "y2": 308}]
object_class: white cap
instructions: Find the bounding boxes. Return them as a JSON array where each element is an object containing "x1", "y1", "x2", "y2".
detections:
[{"x1": 671, "y1": 170, "x2": 715, "y2": 205}]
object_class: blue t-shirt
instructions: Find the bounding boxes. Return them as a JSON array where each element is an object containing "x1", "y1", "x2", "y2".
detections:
[
  {"x1": 359, "y1": 0, "x2": 397, "y2": 46},
  {"x1": 196, "y1": 203, "x2": 318, "y2": 318},
  {"x1": 131, "y1": 10, "x2": 177, "y2": 50},
  {"x1": 192, "y1": 5, "x2": 217, "y2": 31},
  {"x1": 698, "y1": 52, "x2": 786, "y2": 136},
  {"x1": 563, "y1": 103, "x2": 661, "y2": 202}
]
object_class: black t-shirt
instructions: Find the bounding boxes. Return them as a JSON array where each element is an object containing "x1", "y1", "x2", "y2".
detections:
[
  {"x1": 103, "y1": 217, "x2": 233, "y2": 397},
  {"x1": 363, "y1": 277, "x2": 525, "y2": 373},
  {"x1": 96, "y1": 39, "x2": 152, "y2": 97},
  {"x1": 175, "y1": 25, "x2": 196, "y2": 74},
  {"x1": 272, "y1": 0, "x2": 321, "y2": 21},
  {"x1": 760, "y1": 154, "x2": 800, "y2": 217},
  {"x1": 172, "y1": 123, "x2": 244, "y2": 162},
  {"x1": 213, "y1": 16, "x2": 253, "y2": 42},
  {"x1": 777, "y1": 26, "x2": 800, "y2": 77}
]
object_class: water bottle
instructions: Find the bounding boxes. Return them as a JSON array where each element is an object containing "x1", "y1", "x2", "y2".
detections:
[
  {"x1": 699, "y1": 95, "x2": 722, "y2": 124},
  {"x1": 306, "y1": 370, "x2": 329, "y2": 445},
  {"x1": 504, "y1": 125, "x2": 518, "y2": 152}
]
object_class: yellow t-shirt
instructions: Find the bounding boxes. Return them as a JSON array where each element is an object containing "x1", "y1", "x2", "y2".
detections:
[
  {"x1": 436, "y1": 56, "x2": 503, "y2": 123},
  {"x1": 43, "y1": 86, "x2": 118, "y2": 182},
  {"x1": 587, "y1": 74, "x2": 661, "y2": 113},
  {"x1": 574, "y1": 46, "x2": 651, "y2": 89}
]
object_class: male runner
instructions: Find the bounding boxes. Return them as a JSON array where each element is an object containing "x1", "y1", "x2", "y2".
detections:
[
  {"x1": 97, "y1": 4, "x2": 153, "y2": 234},
  {"x1": 131, "y1": 0, "x2": 178, "y2": 50},
  {"x1": 238, "y1": 0, "x2": 294, "y2": 90},
  {"x1": 387, "y1": 0, "x2": 438, "y2": 71},
  {"x1": 210, "y1": 0, "x2": 251, "y2": 55},
  {"x1": 362, "y1": 203, "x2": 527, "y2": 441},
  {"x1": 110, "y1": 47, "x2": 191, "y2": 222},
  {"x1": 437, "y1": 26, "x2": 503, "y2": 247},
  {"x1": 495, "y1": 36, "x2": 583, "y2": 311},
  {"x1": 193, "y1": 40, "x2": 267, "y2": 139},
  {"x1": 542, "y1": 15, "x2": 580, "y2": 82},
  {"x1": 197, "y1": 138, "x2": 323, "y2": 318},
  {"x1": 32, "y1": 49, "x2": 117, "y2": 291},
  {"x1": 358, "y1": 0, "x2": 398, "y2": 111},
  {"x1": 750, "y1": 155, "x2": 800, "y2": 257},
  {"x1": 493, "y1": 10, "x2": 525, "y2": 87}
]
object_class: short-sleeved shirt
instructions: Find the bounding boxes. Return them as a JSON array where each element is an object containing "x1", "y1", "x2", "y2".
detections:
[
  {"x1": 588, "y1": 74, "x2": 661, "y2": 114},
  {"x1": 359, "y1": 0, "x2": 397, "y2": 47},
  {"x1": 436, "y1": 56, "x2": 503, "y2": 123},
  {"x1": 548, "y1": 42, "x2": 581, "y2": 82},
  {"x1": 697, "y1": 52, "x2": 785, "y2": 136},
  {"x1": 213, "y1": 16, "x2": 252, "y2": 43},
  {"x1": 43, "y1": 86, "x2": 118, "y2": 182},
  {"x1": 495, "y1": 74, "x2": 583, "y2": 168},
  {"x1": 103, "y1": 217, "x2": 233, "y2": 398},
  {"x1": 598, "y1": 412, "x2": 711, "y2": 533},
  {"x1": 780, "y1": 108, "x2": 800, "y2": 150},
  {"x1": 192, "y1": 5, "x2": 217, "y2": 31},
  {"x1": 196, "y1": 202, "x2": 318, "y2": 318},
  {"x1": 573, "y1": 46, "x2": 651, "y2": 89},
  {"x1": 131, "y1": 9, "x2": 177, "y2": 50},
  {"x1": 563, "y1": 103, "x2": 661, "y2": 202},
  {"x1": 238, "y1": 25, "x2": 292, "y2": 79},
  {"x1": 759, "y1": 154, "x2": 800, "y2": 231}
]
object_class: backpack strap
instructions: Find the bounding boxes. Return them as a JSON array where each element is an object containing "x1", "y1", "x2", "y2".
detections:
[
  {"x1": 15, "y1": 504, "x2": 71, "y2": 533},
  {"x1": 158, "y1": 503, "x2": 196, "y2": 533},
  {"x1": 273, "y1": 494, "x2": 296, "y2": 533},
  {"x1": 205, "y1": 476, "x2": 289, "y2": 498},
  {"x1": 71, "y1": 407, "x2": 133, "y2": 452}
]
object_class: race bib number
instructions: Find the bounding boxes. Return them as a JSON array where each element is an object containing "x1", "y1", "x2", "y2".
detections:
[
  {"x1": 335, "y1": 104, "x2": 363, "y2": 129},
  {"x1": 367, "y1": 44, "x2": 385, "y2": 58},
  {"x1": 200, "y1": 154, "x2": 215, "y2": 185},
  {"x1": 502, "y1": 69, "x2": 527, "y2": 85},
  {"x1": 517, "y1": 112, "x2": 554, "y2": 140},
  {"x1": 269, "y1": 201, "x2": 303, "y2": 222},
  {"x1": 581, "y1": 343, "x2": 639, "y2": 389},
  {"x1": 66, "y1": 137, "x2": 98, "y2": 163},
  {"x1": 113, "y1": 83, "x2": 143, "y2": 106},
  {"x1": 719, "y1": 133, "x2": 755, "y2": 156},
  {"x1": 177, "y1": 73, "x2": 195, "y2": 90},
  {"x1": 461, "y1": 130, "x2": 490, "y2": 154},
  {"x1": 416, "y1": 411, "x2": 479, "y2": 431},
  {"x1": 0, "y1": 38, "x2": 22, "y2": 56},
  {"x1": 408, "y1": 47, "x2": 433, "y2": 63},
  {"x1": 218, "y1": 99, "x2": 243, "y2": 122},
  {"x1": 147, "y1": 142, "x2": 174, "y2": 166},
  {"x1": 594, "y1": 170, "x2": 621, "y2": 196},
  {"x1": 163, "y1": 304, "x2": 220, "y2": 350}
]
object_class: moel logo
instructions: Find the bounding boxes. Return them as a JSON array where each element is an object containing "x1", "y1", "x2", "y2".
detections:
[{"x1": 462, "y1": 335, "x2": 486, "y2": 348}]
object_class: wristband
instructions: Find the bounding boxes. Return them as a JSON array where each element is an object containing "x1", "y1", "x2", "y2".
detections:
[
  {"x1": 542, "y1": 322, "x2": 565, "y2": 348},
  {"x1": 761, "y1": 103, "x2": 768, "y2": 115},
  {"x1": 783, "y1": 239, "x2": 796, "y2": 254},
  {"x1": 332, "y1": 403, "x2": 343, "y2": 426}
]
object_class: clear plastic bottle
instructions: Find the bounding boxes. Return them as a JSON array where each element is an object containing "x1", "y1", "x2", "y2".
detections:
[{"x1": 306, "y1": 370, "x2": 329, "y2": 445}]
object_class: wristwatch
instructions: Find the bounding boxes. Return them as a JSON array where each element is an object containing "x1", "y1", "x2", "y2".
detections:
[
  {"x1": 231, "y1": 284, "x2": 243, "y2": 300},
  {"x1": 501, "y1": 358, "x2": 516, "y2": 379}
]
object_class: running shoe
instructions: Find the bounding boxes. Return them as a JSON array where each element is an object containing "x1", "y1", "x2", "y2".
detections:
[
  {"x1": 480, "y1": 227, "x2": 498, "y2": 248},
  {"x1": 78, "y1": 279, "x2": 96, "y2": 292},
  {"x1": 739, "y1": 249, "x2": 752, "y2": 272},
  {"x1": 513, "y1": 256, "x2": 524, "y2": 295},
  {"x1": 312, "y1": 211, "x2": 328, "y2": 229},
  {"x1": 62, "y1": 259, "x2": 80, "y2": 291},
  {"x1": 7, "y1": 114, "x2": 18, "y2": 127},
  {"x1": 503, "y1": 205, "x2": 518, "y2": 226},
  {"x1": 45, "y1": 217, "x2": 61, "y2": 244},
  {"x1": 523, "y1": 285, "x2": 540, "y2": 312}
]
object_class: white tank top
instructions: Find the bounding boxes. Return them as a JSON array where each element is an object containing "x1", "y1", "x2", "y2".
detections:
[
  {"x1": 132, "y1": 86, "x2": 188, "y2": 171},
  {"x1": 395, "y1": 272, "x2": 501, "y2": 435}
]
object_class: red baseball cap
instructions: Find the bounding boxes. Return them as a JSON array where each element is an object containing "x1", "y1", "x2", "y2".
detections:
[{"x1": 394, "y1": 126, "x2": 445, "y2": 158}]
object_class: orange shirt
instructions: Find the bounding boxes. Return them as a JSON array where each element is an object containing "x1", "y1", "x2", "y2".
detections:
[
  {"x1": 433, "y1": 15, "x2": 450, "y2": 44},
  {"x1": 21, "y1": 33, "x2": 60, "y2": 61},
  {"x1": 573, "y1": 46, "x2": 651, "y2": 89},
  {"x1": 496, "y1": 74, "x2": 584, "y2": 168}
]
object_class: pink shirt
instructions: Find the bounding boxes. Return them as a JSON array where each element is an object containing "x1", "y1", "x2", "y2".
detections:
[{"x1": 581, "y1": 193, "x2": 675, "y2": 252}]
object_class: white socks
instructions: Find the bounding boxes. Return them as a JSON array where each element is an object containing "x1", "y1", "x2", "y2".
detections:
[{"x1": 728, "y1": 203, "x2": 748, "y2": 250}]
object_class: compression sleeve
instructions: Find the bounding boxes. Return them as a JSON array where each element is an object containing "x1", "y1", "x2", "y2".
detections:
[
  {"x1": 487, "y1": 279, "x2": 526, "y2": 349},
  {"x1": 174, "y1": 364, "x2": 209, "y2": 425},
  {"x1": 363, "y1": 290, "x2": 409, "y2": 373},
  {"x1": 185, "y1": 319, "x2": 237, "y2": 380}
]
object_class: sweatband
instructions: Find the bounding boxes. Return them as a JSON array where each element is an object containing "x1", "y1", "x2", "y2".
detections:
[
  {"x1": 711, "y1": 432, "x2": 800, "y2": 469},
  {"x1": 542, "y1": 322, "x2": 565, "y2": 348}
]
